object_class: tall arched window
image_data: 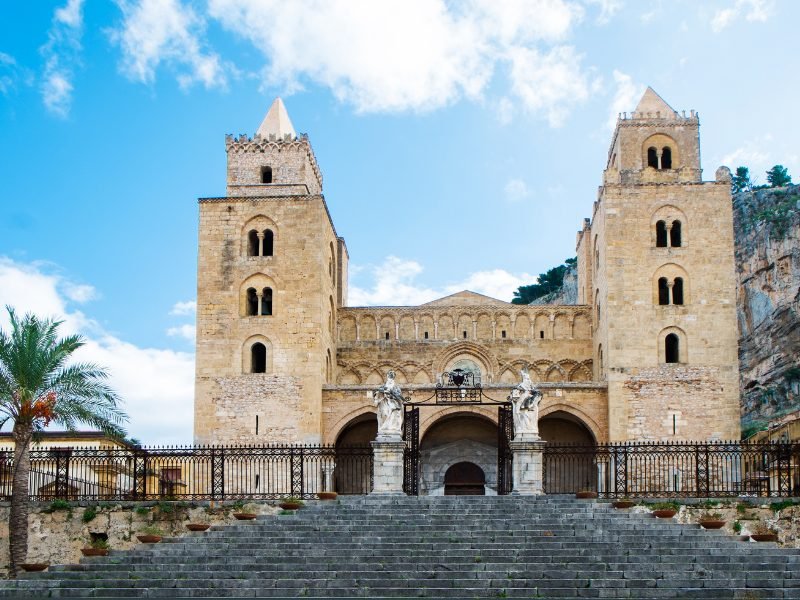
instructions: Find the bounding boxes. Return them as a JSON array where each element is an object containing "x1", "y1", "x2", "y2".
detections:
[
  {"x1": 661, "y1": 147, "x2": 672, "y2": 169},
  {"x1": 672, "y1": 278, "x2": 684, "y2": 305},
  {"x1": 251, "y1": 343, "x2": 267, "y2": 373},
  {"x1": 247, "y1": 230, "x2": 259, "y2": 256},
  {"x1": 246, "y1": 288, "x2": 258, "y2": 316},
  {"x1": 647, "y1": 147, "x2": 658, "y2": 169},
  {"x1": 656, "y1": 221, "x2": 668, "y2": 247},
  {"x1": 261, "y1": 287, "x2": 273, "y2": 316},
  {"x1": 263, "y1": 229, "x2": 274, "y2": 256},
  {"x1": 261, "y1": 166, "x2": 273, "y2": 184},
  {"x1": 658, "y1": 278, "x2": 669, "y2": 305},
  {"x1": 670, "y1": 220, "x2": 682, "y2": 247},
  {"x1": 665, "y1": 334, "x2": 680, "y2": 364}
]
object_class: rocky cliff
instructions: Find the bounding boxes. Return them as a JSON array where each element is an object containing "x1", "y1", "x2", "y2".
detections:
[
  {"x1": 734, "y1": 184, "x2": 800, "y2": 437},
  {"x1": 530, "y1": 264, "x2": 578, "y2": 305}
]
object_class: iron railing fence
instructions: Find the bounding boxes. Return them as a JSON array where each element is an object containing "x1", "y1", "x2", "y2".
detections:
[
  {"x1": 543, "y1": 441, "x2": 800, "y2": 498},
  {"x1": 0, "y1": 445, "x2": 373, "y2": 501}
]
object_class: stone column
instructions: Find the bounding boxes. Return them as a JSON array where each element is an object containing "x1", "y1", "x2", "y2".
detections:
[
  {"x1": 509, "y1": 438, "x2": 546, "y2": 495},
  {"x1": 371, "y1": 436, "x2": 406, "y2": 495}
]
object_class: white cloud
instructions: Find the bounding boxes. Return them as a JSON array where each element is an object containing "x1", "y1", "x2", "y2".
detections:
[
  {"x1": 110, "y1": 0, "x2": 227, "y2": 89},
  {"x1": 206, "y1": 0, "x2": 592, "y2": 123},
  {"x1": 0, "y1": 257, "x2": 194, "y2": 445},
  {"x1": 62, "y1": 282, "x2": 97, "y2": 303},
  {"x1": 585, "y1": 0, "x2": 623, "y2": 24},
  {"x1": 170, "y1": 300, "x2": 196, "y2": 316},
  {"x1": 607, "y1": 70, "x2": 644, "y2": 129},
  {"x1": 504, "y1": 178, "x2": 530, "y2": 202},
  {"x1": 711, "y1": 0, "x2": 773, "y2": 33},
  {"x1": 40, "y1": 0, "x2": 84, "y2": 117},
  {"x1": 0, "y1": 52, "x2": 21, "y2": 95},
  {"x1": 167, "y1": 324, "x2": 196, "y2": 342},
  {"x1": 349, "y1": 256, "x2": 535, "y2": 306}
]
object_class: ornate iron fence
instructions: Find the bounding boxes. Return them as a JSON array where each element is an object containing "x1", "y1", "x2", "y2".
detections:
[
  {"x1": 544, "y1": 442, "x2": 800, "y2": 498},
  {"x1": 0, "y1": 445, "x2": 373, "y2": 501}
]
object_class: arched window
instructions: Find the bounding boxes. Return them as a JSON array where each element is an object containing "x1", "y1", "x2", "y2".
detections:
[
  {"x1": 672, "y1": 278, "x2": 684, "y2": 305},
  {"x1": 261, "y1": 166, "x2": 272, "y2": 184},
  {"x1": 263, "y1": 229, "x2": 274, "y2": 256},
  {"x1": 251, "y1": 343, "x2": 267, "y2": 373},
  {"x1": 658, "y1": 278, "x2": 669, "y2": 305},
  {"x1": 247, "y1": 230, "x2": 259, "y2": 256},
  {"x1": 261, "y1": 288, "x2": 273, "y2": 316},
  {"x1": 647, "y1": 147, "x2": 658, "y2": 169},
  {"x1": 246, "y1": 287, "x2": 258, "y2": 316},
  {"x1": 661, "y1": 147, "x2": 672, "y2": 169},
  {"x1": 656, "y1": 221, "x2": 668, "y2": 247},
  {"x1": 665, "y1": 334, "x2": 680, "y2": 364},
  {"x1": 670, "y1": 220, "x2": 682, "y2": 247}
]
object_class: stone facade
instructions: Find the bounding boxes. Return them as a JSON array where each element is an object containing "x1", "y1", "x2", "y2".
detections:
[{"x1": 194, "y1": 90, "x2": 741, "y2": 478}]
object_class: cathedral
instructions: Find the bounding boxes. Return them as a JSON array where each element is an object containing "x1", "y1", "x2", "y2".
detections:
[{"x1": 193, "y1": 88, "x2": 741, "y2": 495}]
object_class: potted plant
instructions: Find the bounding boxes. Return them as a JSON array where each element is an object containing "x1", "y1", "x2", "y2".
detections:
[
  {"x1": 750, "y1": 522, "x2": 779, "y2": 542},
  {"x1": 279, "y1": 496, "x2": 305, "y2": 510},
  {"x1": 186, "y1": 522, "x2": 211, "y2": 531},
  {"x1": 232, "y1": 503, "x2": 258, "y2": 520},
  {"x1": 612, "y1": 497, "x2": 636, "y2": 509},
  {"x1": 575, "y1": 490, "x2": 598, "y2": 499},
  {"x1": 20, "y1": 562, "x2": 49, "y2": 572},
  {"x1": 317, "y1": 491, "x2": 338, "y2": 500},
  {"x1": 698, "y1": 511, "x2": 726, "y2": 529},
  {"x1": 650, "y1": 501, "x2": 679, "y2": 518},
  {"x1": 81, "y1": 538, "x2": 110, "y2": 557},
  {"x1": 136, "y1": 525, "x2": 164, "y2": 543}
]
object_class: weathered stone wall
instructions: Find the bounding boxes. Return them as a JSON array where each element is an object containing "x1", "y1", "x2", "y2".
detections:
[
  {"x1": 734, "y1": 184, "x2": 800, "y2": 436},
  {"x1": 225, "y1": 135, "x2": 322, "y2": 195}
]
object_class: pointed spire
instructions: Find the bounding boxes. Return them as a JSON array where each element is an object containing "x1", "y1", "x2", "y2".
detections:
[
  {"x1": 256, "y1": 97, "x2": 296, "y2": 139},
  {"x1": 633, "y1": 87, "x2": 676, "y2": 117}
]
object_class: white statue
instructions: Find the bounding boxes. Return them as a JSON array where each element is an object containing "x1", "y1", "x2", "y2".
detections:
[
  {"x1": 373, "y1": 371, "x2": 405, "y2": 437},
  {"x1": 508, "y1": 368, "x2": 542, "y2": 440}
]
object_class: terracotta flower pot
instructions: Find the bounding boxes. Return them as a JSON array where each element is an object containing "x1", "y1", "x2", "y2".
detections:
[
  {"x1": 652, "y1": 509, "x2": 677, "y2": 518},
  {"x1": 612, "y1": 500, "x2": 635, "y2": 509},
  {"x1": 279, "y1": 502, "x2": 302, "y2": 510},
  {"x1": 751, "y1": 533, "x2": 778, "y2": 542},
  {"x1": 233, "y1": 512, "x2": 257, "y2": 520},
  {"x1": 317, "y1": 492, "x2": 338, "y2": 500},
  {"x1": 186, "y1": 523, "x2": 211, "y2": 531},
  {"x1": 575, "y1": 491, "x2": 598, "y2": 499},
  {"x1": 81, "y1": 548, "x2": 109, "y2": 557},
  {"x1": 698, "y1": 519, "x2": 726, "y2": 530},
  {"x1": 136, "y1": 535, "x2": 162, "y2": 543},
  {"x1": 20, "y1": 563, "x2": 49, "y2": 572}
]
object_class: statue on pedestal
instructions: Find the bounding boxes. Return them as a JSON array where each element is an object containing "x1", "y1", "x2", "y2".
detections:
[
  {"x1": 508, "y1": 368, "x2": 542, "y2": 440},
  {"x1": 373, "y1": 371, "x2": 405, "y2": 437}
]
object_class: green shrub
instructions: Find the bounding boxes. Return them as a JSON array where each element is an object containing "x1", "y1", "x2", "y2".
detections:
[{"x1": 82, "y1": 507, "x2": 97, "y2": 523}]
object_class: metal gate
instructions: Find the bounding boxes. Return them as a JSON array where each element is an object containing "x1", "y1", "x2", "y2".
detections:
[
  {"x1": 402, "y1": 406, "x2": 419, "y2": 495},
  {"x1": 497, "y1": 405, "x2": 514, "y2": 495}
]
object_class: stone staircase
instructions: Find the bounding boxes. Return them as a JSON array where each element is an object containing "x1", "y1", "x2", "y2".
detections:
[{"x1": 4, "y1": 495, "x2": 800, "y2": 599}]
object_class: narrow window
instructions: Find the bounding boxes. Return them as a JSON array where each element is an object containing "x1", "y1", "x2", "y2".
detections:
[
  {"x1": 261, "y1": 287, "x2": 273, "y2": 316},
  {"x1": 247, "y1": 230, "x2": 259, "y2": 256},
  {"x1": 251, "y1": 343, "x2": 267, "y2": 373},
  {"x1": 661, "y1": 147, "x2": 672, "y2": 169},
  {"x1": 463, "y1": 330, "x2": 467, "y2": 339},
  {"x1": 672, "y1": 278, "x2": 684, "y2": 305},
  {"x1": 501, "y1": 330, "x2": 506, "y2": 339},
  {"x1": 670, "y1": 220, "x2": 682, "y2": 247},
  {"x1": 539, "y1": 330, "x2": 545, "y2": 339},
  {"x1": 656, "y1": 221, "x2": 667, "y2": 247},
  {"x1": 672, "y1": 414, "x2": 677, "y2": 435},
  {"x1": 261, "y1": 166, "x2": 273, "y2": 183},
  {"x1": 665, "y1": 334, "x2": 680, "y2": 364},
  {"x1": 658, "y1": 278, "x2": 669, "y2": 305},
  {"x1": 647, "y1": 147, "x2": 658, "y2": 169},
  {"x1": 255, "y1": 474, "x2": 260, "y2": 489},
  {"x1": 263, "y1": 229, "x2": 274, "y2": 256},
  {"x1": 255, "y1": 415, "x2": 259, "y2": 435},
  {"x1": 385, "y1": 332, "x2": 390, "y2": 340},
  {"x1": 424, "y1": 331, "x2": 429, "y2": 339},
  {"x1": 246, "y1": 287, "x2": 258, "y2": 316}
]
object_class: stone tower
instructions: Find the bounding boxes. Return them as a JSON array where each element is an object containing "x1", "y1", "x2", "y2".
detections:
[
  {"x1": 576, "y1": 88, "x2": 741, "y2": 442},
  {"x1": 194, "y1": 98, "x2": 347, "y2": 445}
]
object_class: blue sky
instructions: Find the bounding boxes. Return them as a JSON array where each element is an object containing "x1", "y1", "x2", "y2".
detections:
[{"x1": 1, "y1": 0, "x2": 797, "y2": 444}]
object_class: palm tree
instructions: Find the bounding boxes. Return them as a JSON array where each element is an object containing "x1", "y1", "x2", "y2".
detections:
[{"x1": 0, "y1": 307, "x2": 127, "y2": 577}]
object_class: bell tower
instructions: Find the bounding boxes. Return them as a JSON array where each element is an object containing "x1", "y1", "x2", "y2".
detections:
[
  {"x1": 194, "y1": 98, "x2": 347, "y2": 445},
  {"x1": 577, "y1": 88, "x2": 740, "y2": 442}
]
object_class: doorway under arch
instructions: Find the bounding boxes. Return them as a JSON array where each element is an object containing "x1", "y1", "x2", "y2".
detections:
[
  {"x1": 444, "y1": 462, "x2": 486, "y2": 496},
  {"x1": 334, "y1": 413, "x2": 377, "y2": 495},
  {"x1": 539, "y1": 411, "x2": 597, "y2": 493},
  {"x1": 539, "y1": 411, "x2": 596, "y2": 444}
]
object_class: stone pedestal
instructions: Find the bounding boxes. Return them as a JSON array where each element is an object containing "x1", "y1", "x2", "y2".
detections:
[
  {"x1": 509, "y1": 437, "x2": 546, "y2": 495},
  {"x1": 371, "y1": 436, "x2": 406, "y2": 495}
]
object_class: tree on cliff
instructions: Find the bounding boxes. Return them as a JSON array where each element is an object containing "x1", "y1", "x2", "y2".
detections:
[
  {"x1": 0, "y1": 307, "x2": 127, "y2": 577},
  {"x1": 731, "y1": 166, "x2": 752, "y2": 193},
  {"x1": 512, "y1": 257, "x2": 577, "y2": 304},
  {"x1": 767, "y1": 165, "x2": 792, "y2": 188}
]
